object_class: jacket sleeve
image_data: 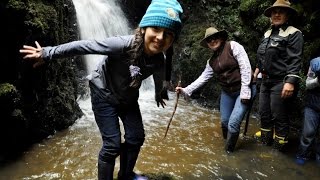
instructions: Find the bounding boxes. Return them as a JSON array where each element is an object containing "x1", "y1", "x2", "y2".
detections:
[
  {"x1": 41, "y1": 36, "x2": 130, "y2": 61},
  {"x1": 231, "y1": 41, "x2": 252, "y2": 99},
  {"x1": 153, "y1": 68, "x2": 165, "y2": 97},
  {"x1": 310, "y1": 57, "x2": 320, "y2": 76},
  {"x1": 183, "y1": 60, "x2": 213, "y2": 96},
  {"x1": 306, "y1": 67, "x2": 320, "y2": 90},
  {"x1": 152, "y1": 55, "x2": 166, "y2": 97},
  {"x1": 285, "y1": 30, "x2": 304, "y2": 84}
]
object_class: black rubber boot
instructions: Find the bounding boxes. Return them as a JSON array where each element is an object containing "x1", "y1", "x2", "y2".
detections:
[
  {"x1": 261, "y1": 128, "x2": 273, "y2": 146},
  {"x1": 98, "y1": 159, "x2": 115, "y2": 180},
  {"x1": 221, "y1": 126, "x2": 228, "y2": 140},
  {"x1": 273, "y1": 135, "x2": 288, "y2": 152},
  {"x1": 118, "y1": 143, "x2": 142, "y2": 180},
  {"x1": 117, "y1": 143, "x2": 127, "y2": 180},
  {"x1": 225, "y1": 132, "x2": 239, "y2": 154}
]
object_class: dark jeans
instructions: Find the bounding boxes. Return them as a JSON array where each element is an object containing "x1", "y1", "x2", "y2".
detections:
[
  {"x1": 297, "y1": 107, "x2": 320, "y2": 160},
  {"x1": 259, "y1": 80, "x2": 296, "y2": 138},
  {"x1": 90, "y1": 84, "x2": 145, "y2": 162}
]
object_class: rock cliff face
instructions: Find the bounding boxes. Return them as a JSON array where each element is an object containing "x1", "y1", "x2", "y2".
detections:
[
  {"x1": 0, "y1": 0, "x2": 82, "y2": 159},
  {"x1": 120, "y1": 0, "x2": 150, "y2": 27}
]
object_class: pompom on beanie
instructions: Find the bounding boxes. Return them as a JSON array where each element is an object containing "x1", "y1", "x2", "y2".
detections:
[{"x1": 139, "y1": 0, "x2": 183, "y2": 39}]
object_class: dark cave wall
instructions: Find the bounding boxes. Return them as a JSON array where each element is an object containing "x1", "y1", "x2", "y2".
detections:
[{"x1": 0, "y1": 0, "x2": 82, "y2": 158}]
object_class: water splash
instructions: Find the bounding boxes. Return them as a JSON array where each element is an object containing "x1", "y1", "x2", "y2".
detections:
[{"x1": 72, "y1": 0, "x2": 132, "y2": 74}]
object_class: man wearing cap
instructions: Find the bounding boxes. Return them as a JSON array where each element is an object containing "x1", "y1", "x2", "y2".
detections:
[
  {"x1": 176, "y1": 27, "x2": 254, "y2": 153},
  {"x1": 256, "y1": 0, "x2": 303, "y2": 151}
]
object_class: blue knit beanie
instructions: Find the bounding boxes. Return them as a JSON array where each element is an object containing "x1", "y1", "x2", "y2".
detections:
[{"x1": 139, "y1": 0, "x2": 183, "y2": 38}]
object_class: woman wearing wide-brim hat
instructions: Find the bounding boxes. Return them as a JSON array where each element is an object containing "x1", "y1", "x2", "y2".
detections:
[
  {"x1": 176, "y1": 26, "x2": 255, "y2": 154},
  {"x1": 255, "y1": 0, "x2": 304, "y2": 152},
  {"x1": 199, "y1": 27, "x2": 228, "y2": 48}
]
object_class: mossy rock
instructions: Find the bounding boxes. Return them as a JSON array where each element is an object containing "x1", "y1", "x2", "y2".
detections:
[
  {"x1": 0, "y1": 83, "x2": 16, "y2": 97},
  {"x1": 7, "y1": 0, "x2": 58, "y2": 35}
]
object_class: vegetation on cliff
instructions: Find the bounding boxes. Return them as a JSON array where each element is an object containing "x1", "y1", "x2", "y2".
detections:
[
  {"x1": 0, "y1": 0, "x2": 82, "y2": 159},
  {"x1": 171, "y1": 0, "x2": 320, "y2": 129}
]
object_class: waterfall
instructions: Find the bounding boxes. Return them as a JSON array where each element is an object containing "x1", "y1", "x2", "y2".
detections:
[
  {"x1": 72, "y1": 0, "x2": 132, "y2": 73},
  {"x1": 72, "y1": 0, "x2": 155, "y2": 99}
]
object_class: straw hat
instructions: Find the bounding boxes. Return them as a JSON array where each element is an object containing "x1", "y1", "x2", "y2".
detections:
[
  {"x1": 264, "y1": 0, "x2": 297, "y2": 17},
  {"x1": 200, "y1": 27, "x2": 228, "y2": 48}
]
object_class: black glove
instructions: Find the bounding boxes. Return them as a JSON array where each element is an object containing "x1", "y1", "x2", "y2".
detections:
[
  {"x1": 155, "y1": 92, "x2": 167, "y2": 108},
  {"x1": 161, "y1": 89, "x2": 169, "y2": 100}
]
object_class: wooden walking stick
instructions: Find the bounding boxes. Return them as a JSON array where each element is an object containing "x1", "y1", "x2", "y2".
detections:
[
  {"x1": 163, "y1": 80, "x2": 181, "y2": 139},
  {"x1": 243, "y1": 102, "x2": 253, "y2": 136},
  {"x1": 243, "y1": 87, "x2": 257, "y2": 136}
]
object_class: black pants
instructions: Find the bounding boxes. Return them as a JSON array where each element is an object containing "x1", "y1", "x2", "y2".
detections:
[{"x1": 259, "y1": 79, "x2": 297, "y2": 138}]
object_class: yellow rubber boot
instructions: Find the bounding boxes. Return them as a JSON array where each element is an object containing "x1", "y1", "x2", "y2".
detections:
[
  {"x1": 254, "y1": 131, "x2": 261, "y2": 139},
  {"x1": 254, "y1": 129, "x2": 275, "y2": 139}
]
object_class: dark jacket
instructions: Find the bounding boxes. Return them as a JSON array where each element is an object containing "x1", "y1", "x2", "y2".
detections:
[
  {"x1": 256, "y1": 25, "x2": 304, "y2": 84},
  {"x1": 42, "y1": 35, "x2": 166, "y2": 105},
  {"x1": 305, "y1": 67, "x2": 320, "y2": 112}
]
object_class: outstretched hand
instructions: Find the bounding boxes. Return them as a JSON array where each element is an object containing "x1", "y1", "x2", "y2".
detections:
[{"x1": 19, "y1": 41, "x2": 45, "y2": 68}]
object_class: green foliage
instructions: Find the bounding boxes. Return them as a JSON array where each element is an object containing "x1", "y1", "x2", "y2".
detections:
[
  {"x1": 292, "y1": 3, "x2": 303, "y2": 16},
  {"x1": 253, "y1": 16, "x2": 270, "y2": 32},
  {"x1": 239, "y1": 0, "x2": 270, "y2": 17},
  {"x1": 0, "y1": 83, "x2": 16, "y2": 97},
  {"x1": 176, "y1": 0, "x2": 320, "y2": 112},
  {"x1": 302, "y1": 38, "x2": 320, "y2": 72},
  {"x1": 6, "y1": 0, "x2": 25, "y2": 10},
  {"x1": 176, "y1": 23, "x2": 211, "y2": 85},
  {"x1": 8, "y1": 0, "x2": 58, "y2": 36},
  {"x1": 310, "y1": 10, "x2": 320, "y2": 22},
  {"x1": 239, "y1": 0, "x2": 259, "y2": 12}
]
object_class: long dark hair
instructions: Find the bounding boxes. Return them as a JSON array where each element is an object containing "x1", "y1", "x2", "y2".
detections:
[{"x1": 127, "y1": 27, "x2": 145, "y2": 88}]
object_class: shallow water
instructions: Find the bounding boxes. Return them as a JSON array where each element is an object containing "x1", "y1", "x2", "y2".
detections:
[{"x1": 0, "y1": 84, "x2": 319, "y2": 180}]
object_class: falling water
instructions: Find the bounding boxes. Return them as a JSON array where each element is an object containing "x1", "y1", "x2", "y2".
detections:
[{"x1": 72, "y1": 0, "x2": 132, "y2": 73}]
